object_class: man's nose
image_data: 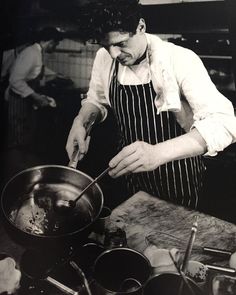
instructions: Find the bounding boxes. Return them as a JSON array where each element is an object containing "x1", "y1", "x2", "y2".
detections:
[{"x1": 108, "y1": 46, "x2": 121, "y2": 59}]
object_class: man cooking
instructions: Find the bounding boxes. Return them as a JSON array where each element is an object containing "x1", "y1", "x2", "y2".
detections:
[{"x1": 66, "y1": 0, "x2": 236, "y2": 209}]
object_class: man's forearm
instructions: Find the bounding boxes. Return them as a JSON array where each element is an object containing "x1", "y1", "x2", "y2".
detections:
[
  {"x1": 155, "y1": 128, "x2": 207, "y2": 165},
  {"x1": 76, "y1": 103, "x2": 103, "y2": 131}
]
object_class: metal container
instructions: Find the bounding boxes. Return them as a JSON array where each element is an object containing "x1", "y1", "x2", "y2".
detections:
[
  {"x1": 143, "y1": 273, "x2": 204, "y2": 295},
  {"x1": 93, "y1": 247, "x2": 151, "y2": 294},
  {"x1": 0, "y1": 165, "x2": 104, "y2": 248}
]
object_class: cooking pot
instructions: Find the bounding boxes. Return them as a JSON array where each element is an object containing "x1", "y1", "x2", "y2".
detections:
[
  {"x1": 143, "y1": 273, "x2": 204, "y2": 295},
  {"x1": 93, "y1": 247, "x2": 151, "y2": 295},
  {"x1": 0, "y1": 165, "x2": 104, "y2": 248}
]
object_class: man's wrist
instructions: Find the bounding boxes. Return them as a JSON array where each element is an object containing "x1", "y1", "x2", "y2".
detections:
[
  {"x1": 153, "y1": 142, "x2": 171, "y2": 168},
  {"x1": 76, "y1": 104, "x2": 102, "y2": 128},
  {"x1": 74, "y1": 113, "x2": 96, "y2": 134}
]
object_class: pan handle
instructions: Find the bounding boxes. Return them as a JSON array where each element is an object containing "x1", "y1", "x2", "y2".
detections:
[
  {"x1": 68, "y1": 122, "x2": 94, "y2": 169},
  {"x1": 46, "y1": 276, "x2": 79, "y2": 295},
  {"x1": 68, "y1": 147, "x2": 80, "y2": 169}
]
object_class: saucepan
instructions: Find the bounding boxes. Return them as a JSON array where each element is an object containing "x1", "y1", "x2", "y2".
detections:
[
  {"x1": 0, "y1": 165, "x2": 104, "y2": 248},
  {"x1": 143, "y1": 273, "x2": 204, "y2": 295},
  {"x1": 93, "y1": 247, "x2": 151, "y2": 294}
]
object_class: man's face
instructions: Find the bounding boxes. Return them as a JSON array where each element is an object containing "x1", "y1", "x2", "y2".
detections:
[{"x1": 100, "y1": 28, "x2": 146, "y2": 66}]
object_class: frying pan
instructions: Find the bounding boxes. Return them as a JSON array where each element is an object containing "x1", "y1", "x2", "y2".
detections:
[{"x1": 0, "y1": 164, "x2": 104, "y2": 248}]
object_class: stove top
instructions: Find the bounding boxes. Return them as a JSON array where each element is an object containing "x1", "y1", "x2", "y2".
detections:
[{"x1": 17, "y1": 239, "x2": 103, "y2": 295}]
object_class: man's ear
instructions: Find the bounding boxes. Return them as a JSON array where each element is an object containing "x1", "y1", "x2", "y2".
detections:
[{"x1": 136, "y1": 18, "x2": 146, "y2": 33}]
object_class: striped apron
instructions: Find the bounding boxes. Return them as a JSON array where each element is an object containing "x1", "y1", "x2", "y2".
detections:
[
  {"x1": 7, "y1": 65, "x2": 44, "y2": 150},
  {"x1": 109, "y1": 61, "x2": 205, "y2": 209}
]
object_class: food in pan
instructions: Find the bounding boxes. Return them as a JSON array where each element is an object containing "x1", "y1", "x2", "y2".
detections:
[{"x1": 8, "y1": 183, "x2": 93, "y2": 235}]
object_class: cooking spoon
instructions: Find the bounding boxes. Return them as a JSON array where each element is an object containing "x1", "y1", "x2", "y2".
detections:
[
  {"x1": 169, "y1": 250, "x2": 196, "y2": 295},
  {"x1": 54, "y1": 166, "x2": 111, "y2": 214}
]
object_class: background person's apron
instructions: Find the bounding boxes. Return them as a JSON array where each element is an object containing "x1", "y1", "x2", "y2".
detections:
[
  {"x1": 109, "y1": 61, "x2": 205, "y2": 209},
  {"x1": 7, "y1": 66, "x2": 44, "y2": 150}
]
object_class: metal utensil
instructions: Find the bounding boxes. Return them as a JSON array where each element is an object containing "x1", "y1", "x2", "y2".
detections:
[
  {"x1": 178, "y1": 215, "x2": 198, "y2": 295},
  {"x1": 203, "y1": 247, "x2": 232, "y2": 258},
  {"x1": 68, "y1": 146, "x2": 80, "y2": 169},
  {"x1": 182, "y1": 216, "x2": 198, "y2": 273},
  {"x1": 45, "y1": 276, "x2": 79, "y2": 295},
  {"x1": 169, "y1": 251, "x2": 196, "y2": 295},
  {"x1": 54, "y1": 167, "x2": 110, "y2": 214},
  {"x1": 205, "y1": 264, "x2": 236, "y2": 274},
  {"x1": 70, "y1": 260, "x2": 92, "y2": 295}
]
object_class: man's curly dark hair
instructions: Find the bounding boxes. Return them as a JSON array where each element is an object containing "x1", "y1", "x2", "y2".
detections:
[{"x1": 84, "y1": 0, "x2": 142, "y2": 41}]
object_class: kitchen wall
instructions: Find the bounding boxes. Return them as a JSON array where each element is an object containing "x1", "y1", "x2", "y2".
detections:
[{"x1": 44, "y1": 39, "x2": 100, "y2": 91}]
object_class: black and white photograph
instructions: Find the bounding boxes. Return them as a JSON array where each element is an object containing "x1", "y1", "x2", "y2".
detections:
[{"x1": 0, "y1": 0, "x2": 236, "y2": 294}]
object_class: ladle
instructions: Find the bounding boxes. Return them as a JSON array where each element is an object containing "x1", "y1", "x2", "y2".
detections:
[{"x1": 54, "y1": 167, "x2": 111, "y2": 214}]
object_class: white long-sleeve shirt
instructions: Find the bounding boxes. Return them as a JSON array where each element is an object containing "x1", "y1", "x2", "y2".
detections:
[
  {"x1": 82, "y1": 33, "x2": 236, "y2": 156},
  {"x1": 8, "y1": 43, "x2": 43, "y2": 98}
]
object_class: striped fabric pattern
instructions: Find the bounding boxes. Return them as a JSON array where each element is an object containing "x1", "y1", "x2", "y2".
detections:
[
  {"x1": 7, "y1": 65, "x2": 44, "y2": 149},
  {"x1": 109, "y1": 61, "x2": 205, "y2": 209}
]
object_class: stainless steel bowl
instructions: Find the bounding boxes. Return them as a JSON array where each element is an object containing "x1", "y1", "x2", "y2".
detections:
[{"x1": 0, "y1": 165, "x2": 104, "y2": 247}]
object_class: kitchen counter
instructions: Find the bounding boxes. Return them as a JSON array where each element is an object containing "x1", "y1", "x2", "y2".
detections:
[
  {"x1": 110, "y1": 191, "x2": 236, "y2": 263},
  {"x1": 1, "y1": 190, "x2": 236, "y2": 294}
]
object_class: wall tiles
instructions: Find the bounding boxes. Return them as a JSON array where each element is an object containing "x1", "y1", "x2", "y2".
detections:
[{"x1": 44, "y1": 39, "x2": 99, "y2": 89}]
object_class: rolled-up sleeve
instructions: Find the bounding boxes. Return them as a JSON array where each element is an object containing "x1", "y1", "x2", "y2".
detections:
[
  {"x1": 175, "y1": 47, "x2": 236, "y2": 156},
  {"x1": 82, "y1": 48, "x2": 110, "y2": 122}
]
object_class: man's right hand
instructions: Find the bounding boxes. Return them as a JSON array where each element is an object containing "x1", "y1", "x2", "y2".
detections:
[
  {"x1": 66, "y1": 103, "x2": 102, "y2": 162},
  {"x1": 66, "y1": 116, "x2": 91, "y2": 162}
]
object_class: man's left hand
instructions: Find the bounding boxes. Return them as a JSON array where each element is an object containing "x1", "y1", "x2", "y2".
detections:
[{"x1": 108, "y1": 141, "x2": 160, "y2": 178}]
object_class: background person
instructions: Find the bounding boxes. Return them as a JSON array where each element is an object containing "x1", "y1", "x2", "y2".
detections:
[{"x1": 3, "y1": 27, "x2": 63, "y2": 179}]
